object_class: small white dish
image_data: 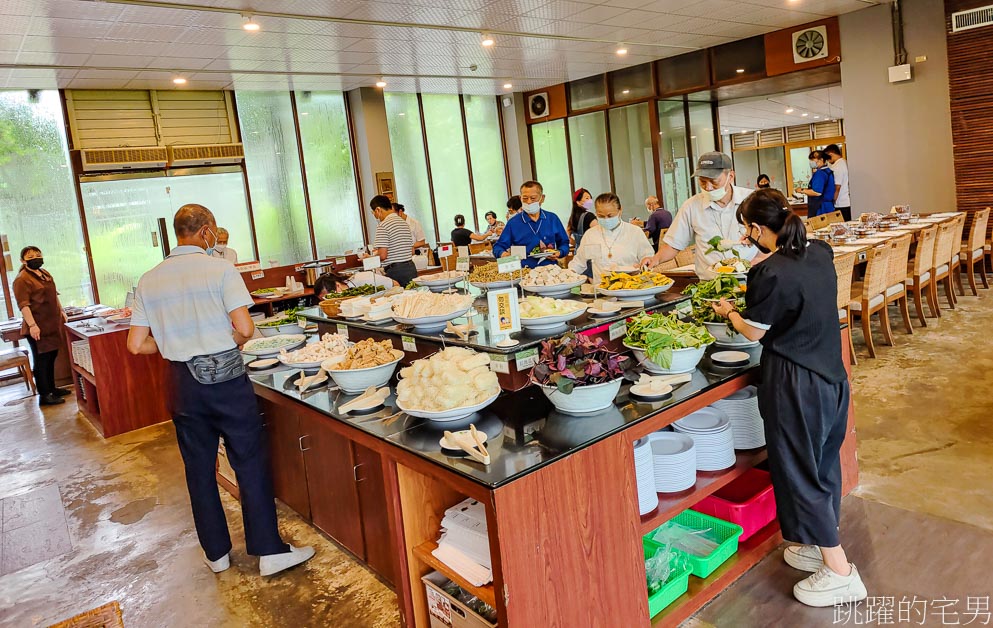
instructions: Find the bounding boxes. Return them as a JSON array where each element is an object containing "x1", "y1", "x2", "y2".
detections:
[
  {"x1": 629, "y1": 382, "x2": 673, "y2": 400},
  {"x1": 711, "y1": 350, "x2": 751, "y2": 367}
]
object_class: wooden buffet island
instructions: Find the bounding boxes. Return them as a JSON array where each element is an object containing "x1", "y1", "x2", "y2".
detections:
[{"x1": 248, "y1": 295, "x2": 859, "y2": 628}]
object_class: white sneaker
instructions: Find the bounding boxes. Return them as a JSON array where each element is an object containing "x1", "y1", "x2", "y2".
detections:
[
  {"x1": 794, "y1": 564, "x2": 868, "y2": 607},
  {"x1": 259, "y1": 545, "x2": 315, "y2": 577},
  {"x1": 784, "y1": 545, "x2": 824, "y2": 572},
  {"x1": 203, "y1": 552, "x2": 230, "y2": 573}
]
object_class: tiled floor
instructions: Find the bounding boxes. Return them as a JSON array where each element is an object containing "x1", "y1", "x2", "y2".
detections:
[{"x1": 1, "y1": 484, "x2": 73, "y2": 576}]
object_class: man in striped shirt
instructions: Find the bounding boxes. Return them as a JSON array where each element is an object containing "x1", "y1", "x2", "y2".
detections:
[{"x1": 369, "y1": 195, "x2": 417, "y2": 286}]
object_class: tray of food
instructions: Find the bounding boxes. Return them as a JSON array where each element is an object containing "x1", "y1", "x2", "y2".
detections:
[
  {"x1": 276, "y1": 333, "x2": 350, "y2": 369},
  {"x1": 392, "y1": 292, "x2": 474, "y2": 332},
  {"x1": 521, "y1": 265, "x2": 587, "y2": 297},
  {"x1": 598, "y1": 270, "x2": 674, "y2": 299},
  {"x1": 413, "y1": 270, "x2": 468, "y2": 291},
  {"x1": 518, "y1": 296, "x2": 588, "y2": 331},
  {"x1": 242, "y1": 334, "x2": 307, "y2": 356},
  {"x1": 468, "y1": 262, "x2": 528, "y2": 289},
  {"x1": 396, "y1": 348, "x2": 502, "y2": 421}
]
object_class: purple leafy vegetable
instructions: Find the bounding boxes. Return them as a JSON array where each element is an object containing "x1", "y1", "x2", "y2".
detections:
[{"x1": 530, "y1": 332, "x2": 629, "y2": 394}]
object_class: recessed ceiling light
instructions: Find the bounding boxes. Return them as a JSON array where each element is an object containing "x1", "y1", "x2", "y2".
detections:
[
  {"x1": 814, "y1": 115, "x2": 820, "y2": 119},
  {"x1": 172, "y1": 77, "x2": 186, "y2": 85},
  {"x1": 622, "y1": 89, "x2": 630, "y2": 94},
  {"x1": 616, "y1": 46, "x2": 628, "y2": 56},
  {"x1": 398, "y1": 112, "x2": 405, "y2": 116},
  {"x1": 301, "y1": 112, "x2": 309, "y2": 116},
  {"x1": 503, "y1": 83, "x2": 513, "y2": 89},
  {"x1": 735, "y1": 68, "x2": 745, "y2": 74},
  {"x1": 242, "y1": 14, "x2": 260, "y2": 32},
  {"x1": 481, "y1": 33, "x2": 495, "y2": 47},
  {"x1": 690, "y1": 135, "x2": 696, "y2": 139},
  {"x1": 801, "y1": 112, "x2": 809, "y2": 117},
  {"x1": 723, "y1": 128, "x2": 729, "y2": 133},
  {"x1": 375, "y1": 78, "x2": 387, "y2": 88},
  {"x1": 785, "y1": 108, "x2": 794, "y2": 113}
]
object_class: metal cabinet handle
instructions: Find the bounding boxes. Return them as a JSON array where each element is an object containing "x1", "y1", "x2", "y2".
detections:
[
  {"x1": 353, "y1": 463, "x2": 365, "y2": 482},
  {"x1": 299, "y1": 435, "x2": 311, "y2": 452}
]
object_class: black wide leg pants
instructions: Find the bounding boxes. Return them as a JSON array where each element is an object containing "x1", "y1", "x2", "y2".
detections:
[{"x1": 757, "y1": 352, "x2": 849, "y2": 547}]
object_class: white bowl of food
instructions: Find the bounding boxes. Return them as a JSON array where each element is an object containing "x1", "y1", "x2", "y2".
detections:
[
  {"x1": 538, "y1": 379, "x2": 622, "y2": 415},
  {"x1": 703, "y1": 322, "x2": 759, "y2": 348},
  {"x1": 599, "y1": 283, "x2": 674, "y2": 301},
  {"x1": 624, "y1": 342, "x2": 708, "y2": 375},
  {"x1": 326, "y1": 350, "x2": 404, "y2": 394},
  {"x1": 414, "y1": 271, "x2": 467, "y2": 292},
  {"x1": 522, "y1": 278, "x2": 587, "y2": 298},
  {"x1": 397, "y1": 391, "x2": 500, "y2": 423},
  {"x1": 241, "y1": 334, "x2": 307, "y2": 357},
  {"x1": 393, "y1": 307, "x2": 470, "y2": 333},
  {"x1": 519, "y1": 299, "x2": 588, "y2": 332},
  {"x1": 257, "y1": 318, "x2": 304, "y2": 337}
]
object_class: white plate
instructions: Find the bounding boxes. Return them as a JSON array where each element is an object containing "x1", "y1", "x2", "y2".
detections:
[
  {"x1": 247, "y1": 358, "x2": 279, "y2": 371},
  {"x1": 519, "y1": 304, "x2": 588, "y2": 331},
  {"x1": 277, "y1": 354, "x2": 327, "y2": 370},
  {"x1": 439, "y1": 430, "x2": 489, "y2": 450},
  {"x1": 588, "y1": 306, "x2": 622, "y2": 317},
  {"x1": 414, "y1": 273, "x2": 467, "y2": 287},
  {"x1": 397, "y1": 391, "x2": 500, "y2": 422},
  {"x1": 521, "y1": 278, "x2": 586, "y2": 298},
  {"x1": 711, "y1": 350, "x2": 751, "y2": 366},
  {"x1": 630, "y1": 383, "x2": 673, "y2": 400},
  {"x1": 650, "y1": 433, "x2": 695, "y2": 456},
  {"x1": 393, "y1": 307, "x2": 470, "y2": 332},
  {"x1": 469, "y1": 278, "x2": 522, "y2": 289},
  {"x1": 675, "y1": 408, "x2": 729, "y2": 432},
  {"x1": 241, "y1": 334, "x2": 307, "y2": 356},
  {"x1": 598, "y1": 282, "x2": 674, "y2": 300}
]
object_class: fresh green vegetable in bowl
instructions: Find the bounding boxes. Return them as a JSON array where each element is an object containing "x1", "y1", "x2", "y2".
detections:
[
  {"x1": 624, "y1": 311, "x2": 715, "y2": 368},
  {"x1": 682, "y1": 275, "x2": 747, "y2": 328},
  {"x1": 531, "y1": 333, "x2": 629, "y2": 394},
  {"x1": 257, "y1": 306, "x2": 303, "y2": 327},
  {"x1": 323, "y1": 284, "x2": 385, "y2": 299}
]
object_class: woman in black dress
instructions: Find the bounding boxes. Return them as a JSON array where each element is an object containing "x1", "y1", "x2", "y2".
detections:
[
  {"x1": 711, "y1": 188, "x2": 867, "y2": 608},
  {"x1": 450, "y1": 214, "x2": 486, "y2": 247}
]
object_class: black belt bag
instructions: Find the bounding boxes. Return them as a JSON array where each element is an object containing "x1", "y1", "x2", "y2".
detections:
[{"x1": 185, "y1": 347, "x2": 245, "y2": 385}]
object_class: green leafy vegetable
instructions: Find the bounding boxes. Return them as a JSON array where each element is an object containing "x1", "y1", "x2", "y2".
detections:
[
  {"x1": 323, "y1": 284, "x2": 385, "y2": 299},
  {"x1": 625, "y1": 311, "x2": 714, "y2": 368},
  {"x1": 682, "y1": 276, "x2": 747, "y2": 330},
  {"x1": 258, "y1": 306, "x2": 304, "y2": 327}
]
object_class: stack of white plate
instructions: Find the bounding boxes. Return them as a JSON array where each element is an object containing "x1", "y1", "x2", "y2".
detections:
[
  {"x1": 672, "y1": 408, "x2": 736, "y2": 471},
  {"x1": 711, "y1": 386, "x2": 766, "y2": 450},
  {"x1": 633, "y1": 438, "x2": 658, "y2": 515},
  {"x1": 649, "y1": 433, "x2": 697, "y2": 493}
]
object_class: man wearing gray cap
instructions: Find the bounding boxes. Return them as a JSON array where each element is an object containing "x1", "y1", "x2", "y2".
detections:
[{"x1": 641, "y1": 151, "x2": 759, "y2": 278}]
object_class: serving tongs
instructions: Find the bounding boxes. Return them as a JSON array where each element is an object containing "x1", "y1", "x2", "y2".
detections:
[
  {"x1": 296, "y1": 368, "x2": 327, "y2": 392},
  {"x1": 371, "y1": 286, "x2": 403, "y2": 303},
  {"x1": 339, "y1": 385, "x2": 390, "y2": 414},
  {"x1": 445, "y1": 318, "x2": 476, "y2": 342},
  {"x1": 636, "y1": 372, "x2": 692, "y2": 388},
  {"x1": 443, "y1": 424, "x2": 491, "y2": 465}
]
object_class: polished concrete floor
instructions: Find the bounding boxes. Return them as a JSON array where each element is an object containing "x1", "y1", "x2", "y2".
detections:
[{"x1": 0, "y1": 289, "x2": 989, "y2": 627}]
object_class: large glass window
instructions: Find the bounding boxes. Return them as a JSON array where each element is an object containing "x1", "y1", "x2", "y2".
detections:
[
  {"x1": 688, "y1": 101, "x2": 716, "y2": 167},
  {"x1": 422, "y1": 94, "x2": 473, "y2": 237},
  {"x1": 530, "y1": 120, "x2": 572, "y2": 223},
  {"x1": 296, "y1": 91, "x2": 363, "y2": 258},
  {"x1": 236, "y1": 91, "x2": 311, "y2": 266},
  {"x1": 80, "y1": 171, "x2": 251, "y2": 308},
  {"x1": 0, "y1": 90, "x2": 91, "y2": 313},
  {"x1": 608, "y1": 103, "x2": 654, "y2": 214},
  {"x1": 658, "y1": 100, "x2": 691, "y2": 214},
  {"x1": 463, "y1": 95, "x2": 508, "y2": 228},
  {"x1": 384, "y1": 93, "x2": 436, "y2": 245},
  {"x1": 567, "y1": 112, "x2": 610, "y2": 198}
]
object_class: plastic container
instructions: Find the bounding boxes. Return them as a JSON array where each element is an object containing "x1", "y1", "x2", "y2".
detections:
[
  {"x1": 643, "y1": 538, "x2": 691, "y2": 618},
  {"x1": 694, "y1": 468, "x2": 777, "y2": 542},
  {"x1": 651, "y1": 509, "x2": 743, "y2": 579}
]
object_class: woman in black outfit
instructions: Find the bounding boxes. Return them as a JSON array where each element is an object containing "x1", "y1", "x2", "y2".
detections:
[
  {"x1": 566, "y1": 188, "x2": 597, "y2": 248},
  {"x1": 711, "y1": 188, "x2": 866, "y2": 608},
  {"x1": 450, "y1": 214, "x2": 486, "y2": 247}
]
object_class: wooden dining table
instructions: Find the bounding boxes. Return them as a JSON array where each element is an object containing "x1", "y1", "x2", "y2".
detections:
[{"x1": 813, "y1": 213, "x2": 962, "y2": 262}]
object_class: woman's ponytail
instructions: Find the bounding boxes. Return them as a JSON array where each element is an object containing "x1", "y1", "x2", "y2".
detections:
[{"x1": 777, "y1": 211, "x2": 807, "y2": 258}]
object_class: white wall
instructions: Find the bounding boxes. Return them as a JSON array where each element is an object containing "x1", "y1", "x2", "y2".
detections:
[
  {"x1": 839, "y1": 0, "x2": 956, "y2": 213},
  {"x1": 348, "y1": 87, "x2": 395, "y2": 243}
]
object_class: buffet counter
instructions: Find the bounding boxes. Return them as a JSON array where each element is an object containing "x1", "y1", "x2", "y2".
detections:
[{"x1": 251, "y1": 296, "x2": 859, "y2": 628}]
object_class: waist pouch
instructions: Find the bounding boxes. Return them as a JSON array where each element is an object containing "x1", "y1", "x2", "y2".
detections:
[{"x1": 185, "y1": 348, "x2": 245, "y2": 385}]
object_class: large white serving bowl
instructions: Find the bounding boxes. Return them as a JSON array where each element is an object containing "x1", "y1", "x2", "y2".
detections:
[
  {"x1": 414, "y1": 273, "x2": 467, "y2": 292},
  {"x1": 624, "y1": 342, "x2": 709, "y2": 375},
  {"x1": 538, "y1": 378, "x2": 622, "y2": 414},
  {"x1": 397, "y1": 391, "x2": 500, "y2": 422},
  {"x1": 257, "y1": 321, "x2": 305, "y2": 337},
  {"x1": 599, "y1": 282, "x2": 675, "y2": 301},
  {"x1": 469, "y1": 277, "x2": 522, "y2": 290},
  {"x1": 241, "y1": 334, "x2": 307, "y2": 357},
  {"x1": 521, "y1": 278, "x2": 586, "y2": 298},
  {"x1": 703, "y1": 321, "x2": 759, "y2": 348},
  {"x1": 392, "y1": 307, "x2": 470, "y2": 333},
  {"x1": 519, "y1": 304, "x2": 588, "y2": 332},
  {"x1": 325, "y1": 350, "x2": 404, "y2": 394}
]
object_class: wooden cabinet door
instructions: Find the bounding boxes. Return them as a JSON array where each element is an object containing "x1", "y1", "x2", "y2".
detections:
[
  {"x1": 353, "y1": 443, "x2": 396, "y2": 586},
  {"x1": 299, "y1": 413, "x2": 365, "y2": 558},
  {"x1": 259, "y1": 398, "x2": 311, "y2": 519}
]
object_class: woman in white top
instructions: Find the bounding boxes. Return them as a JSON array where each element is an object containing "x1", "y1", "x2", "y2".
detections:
[{"x1": 568, "y1": 193, "x2": 654, "y2": 277}]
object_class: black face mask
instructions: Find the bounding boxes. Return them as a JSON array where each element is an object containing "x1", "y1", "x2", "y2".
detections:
[
  {"x1": 26, "y1": 258, "x2": 44, "y2": 270},
  {"x1": 746, "y1": 228, "x2": 772, "y2": 255}
]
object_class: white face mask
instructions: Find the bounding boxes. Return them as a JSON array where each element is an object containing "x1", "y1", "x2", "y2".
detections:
[
  {"x1": 705, "y1": 174, "x2": 730, "y2": 203},
  {"x1": 214, "y1": 244, "x2": 227, "y2": 253},
  {"x1": 523, "y1": 201, "x2": 541, "y2": 216},
  {"x1": 599, "y1": 215, "x2": 621, "y2": 231}
]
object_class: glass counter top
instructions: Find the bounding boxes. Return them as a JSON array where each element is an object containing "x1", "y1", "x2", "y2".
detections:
[{"x1": 250, "y1": 342, "x2": 761, "y2": 489}]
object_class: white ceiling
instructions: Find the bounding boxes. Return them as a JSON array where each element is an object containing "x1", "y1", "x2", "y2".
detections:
[
  {"x1": 0, "y1": 0, "x2": 881, "y2": 94},
  {"x1": 718, "y1": 85, "x2": 844, "y2": 133}
]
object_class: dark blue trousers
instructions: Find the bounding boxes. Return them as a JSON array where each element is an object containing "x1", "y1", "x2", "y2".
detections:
[{"x1": 170, "y1": 362, "x2": 289, "y2": 561}]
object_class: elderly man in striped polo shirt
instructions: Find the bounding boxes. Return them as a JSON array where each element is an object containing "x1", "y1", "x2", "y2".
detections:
[
  {"x1": 368, "y1": 195, "x2": 417, "y2": 286},
  {"x1": 127, "y1": 203, "x2": 314, "y2": 577}
]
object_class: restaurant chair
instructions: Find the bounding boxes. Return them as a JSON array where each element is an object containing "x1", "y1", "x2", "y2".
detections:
[
  {"x1": 960, "y1": 207, "x2": 990, "y2": 295},
  {"x1": 824, "y1": 211, "x2": 846, "y2": 226},
  {"x1": 675, "y1": 246, "x2": 695, "y2": 268},
  {"x1": 468, "y1": 242, "x2": 489, "y2": 255},
  {"x1": 833, "y1": 252, "x2": 858, "y2": 365},
  {"x1": 932, "y1": 221, "x2": 958, "y2": 311},
  {"x1": 49, "y1": 601, "x2": 124, "y2": 628},
  {"x1": 883, "y1": 234, "x2": 914, "y2": 335},
  {"x1": 905, "y1": 224, "x2": 940, "y2": 326},
  {"x1": 948, "y1": 214, "x2": 967, "y2": 298},
  {"x1": 0, "y1": 347, "x2": 35, "y2": 394},
  {"x1": 849, "y1": 242, "x2": 892, "y2": 358},
  {"x1": 807, "y1": 214, "x2": 830, "y2": 232}
]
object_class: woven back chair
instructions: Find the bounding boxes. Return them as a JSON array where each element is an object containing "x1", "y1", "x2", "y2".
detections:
[
  {"x1": 833, "y1": 252, "x2": 858, "y2": 364},
  {"x1": 850, "y1": 243, "x2": 892, "y2": 358},
  {"x1": 48, "y1": 601, "x2": 124, "y2": 628},
  {"x1": 883, "y1": 234, "x2": 914, "y2": 336},
  {"x1": 675, "y1": 245, "x2": 695, "y2": 268},
  {"x1": 932, "y1": 220, "x2": 958, "y2": 310},
  {"x1": 949, "y1": 214, "x2": 967, "y2": 297},
  {"x1": 960, "y1": 207, "x2": 990, "y2": 295},
  {"x1": 906, "y1": 225, "x2": 939, "y2": 326},
  {"x1": 824, "y1": 211, "x2": 846, "y2": 226}
]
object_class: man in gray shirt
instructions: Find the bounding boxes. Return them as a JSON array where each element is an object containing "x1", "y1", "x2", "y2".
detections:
[{"x1": 128, "y1": 204, "x2": 314, "y2": 577}]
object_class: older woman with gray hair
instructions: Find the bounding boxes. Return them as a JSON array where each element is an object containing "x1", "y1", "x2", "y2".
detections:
[{"x1": 211, "y1": 227, "x2": 238, "y2": 263}]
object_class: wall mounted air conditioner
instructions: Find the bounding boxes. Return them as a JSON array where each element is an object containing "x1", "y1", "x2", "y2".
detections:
[
  {"x1": 528, "y1": 92, "x2": 549, "y2": 120},
  {"x1": 167, "y1": 143, "x2": 245, "y2": 167},
  {"x1": 80, "y1": 147, "x2": 169, "y2": 172},
  {"x1": 951, "y1": 5, "x2": 993, "y2": 32}
]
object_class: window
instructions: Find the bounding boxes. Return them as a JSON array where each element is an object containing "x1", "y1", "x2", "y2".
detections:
[
  {"x1": 80, "y1": 171, "x2": 252, "y2": 308},
  {"x1": 658, "y1": 100, "x2": 691, "y2": 213},
  {"x1": 384, "y1": 93, "x2": 436, "y2": 245},
  {"x1": 530, "y1": 120, "x2": 572, "y2": 223},
  {"x1": 0, "y1": 90, "x2": 91, "y2": 313},
  {"x1": 609, "y1": 64, "x2": 654, "y2": 103},
  {"x1": 236, "y1": 91, "x2": 311, "y2": 266},
  {"x1": 296, "y1": 91, "x2": 363, "y2": 258},
  {"x1": 568, "y1": 76, "x2": 607, "y2": 111},
  {"x1": 422, "y1": 94, "x2": 473, "y2": 237},
  {"x1": 463, "y1": 95, "x2": 508, "y2": 228},
  {"x1": 688, "y1": 101, "x2": 716, "y2": 163},
  {"x1": 608, "y1": 103, "x2": 654, "y2": 214},
  {"x1": 567, "y1": 112, "x2": 610, "y2": 197}
]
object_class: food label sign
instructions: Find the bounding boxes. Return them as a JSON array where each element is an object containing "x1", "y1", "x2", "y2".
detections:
[
  {"x1": 497, "y1": 255, "x2": 522, "y2": 274},
  {"x1": 489, "y1": 353, "x2": 510, "y2": 374},
  {"x1": 363, "y1": 256, "x2": 382, "y2": 270},
  {"x1": 609, "y1": 320, "x2": 627, "y2": 341},
  {"x1": 487, "y1": 287, "x2": 520, "y2": 337},
  {"x1": 455, "y1": 256, "x2": 470, "y2": 272},
  {"x1": 336, "y1": 324, "x2": 349, "y2": 338},
  {"x1": 438, "y1": 244, "x2": 454, "y2": 258},
  {"x1": 401, "y1": 336, "x2": 417, "y2": 352},
  {"x1": 515, "y1": 348, "x2": 539, "y2": 370}
]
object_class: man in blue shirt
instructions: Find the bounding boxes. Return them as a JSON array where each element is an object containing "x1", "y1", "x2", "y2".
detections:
[
  {"x1": 800, "y1": 150, "x2": 836, "y2": 218},
  {"x1": 492, "y1": 180, "x2": 570, "y2": 269}
]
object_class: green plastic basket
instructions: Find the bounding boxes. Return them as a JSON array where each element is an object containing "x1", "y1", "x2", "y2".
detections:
[
  {"x1": 643, "y1": 538, "x2": 691, "y2": 618},
  {"x1": 649, "y1": 509, "x2": 744, "y2": 579}
]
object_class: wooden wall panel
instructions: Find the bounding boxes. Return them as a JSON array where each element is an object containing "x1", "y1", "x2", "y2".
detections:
[
  {"x1": 945, "y1": 1, "x2": 993, "y2": 221},
  {"x1": 764, "y1": 17, "x2": 842, "y2": 77}
]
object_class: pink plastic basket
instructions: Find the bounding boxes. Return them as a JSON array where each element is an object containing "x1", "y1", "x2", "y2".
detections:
[{"x1": 694, "y1": 468, "x2": 776, "y2": 541}]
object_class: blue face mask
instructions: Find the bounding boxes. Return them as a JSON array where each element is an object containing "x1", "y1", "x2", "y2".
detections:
[
  {"x1": 204, "y1": 228, "x2": 217, "y2": 257},
  {"x1": 600, "y1": 215, "x2": 621, "y2": 231}
]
